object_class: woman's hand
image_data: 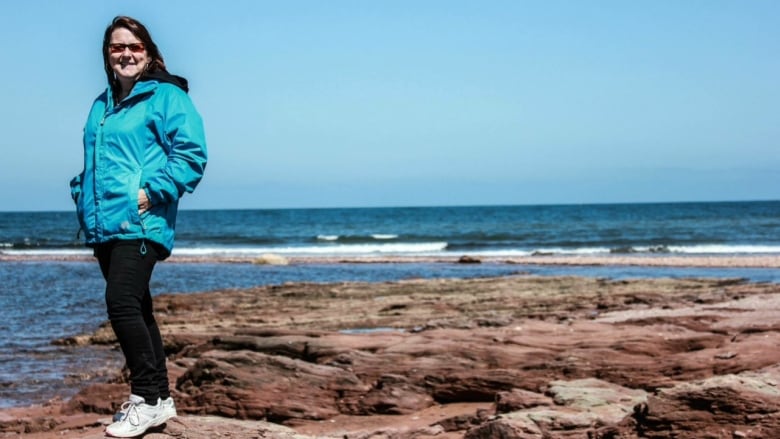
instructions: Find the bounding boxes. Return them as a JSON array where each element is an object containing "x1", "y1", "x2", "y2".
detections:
[{"x1": 138, "y1": 189, "x2": 151, "y2": 215}]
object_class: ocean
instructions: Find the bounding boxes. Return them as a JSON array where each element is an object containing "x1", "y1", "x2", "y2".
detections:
[
  {"x1": 1, "y1": 201, "x2": 779, "y2": 408},
  {"x1": 3, "y1": 201, "x2": 780, "y2": 258}
]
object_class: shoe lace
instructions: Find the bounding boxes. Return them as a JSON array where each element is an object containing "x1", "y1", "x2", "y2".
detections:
[{"x1": 118, "y1": 400, "x2": 143, "y2": 426}]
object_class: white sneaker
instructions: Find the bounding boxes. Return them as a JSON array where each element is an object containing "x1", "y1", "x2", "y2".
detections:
[
  {"x1": 113, "y1": 396, "x2": 177, "y2": 425},
  {"x1": 154, "y1": 397, "x2": 178, "y2": 426},
  {"x1": 105, "y1": 395, "x2": 162, "y2": 438}
]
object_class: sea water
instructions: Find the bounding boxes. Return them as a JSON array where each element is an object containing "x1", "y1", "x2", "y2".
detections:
[{"x1": 2, "y1": 201, "x2": 780, "y2": 258}]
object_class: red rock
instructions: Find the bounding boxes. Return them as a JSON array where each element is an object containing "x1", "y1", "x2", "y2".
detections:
[
  {"x1": 635, "y1": 365, "x2": 780, "y2": 438},
  {"x1": 8, "y1": 275, "x2": 780, "y2": 438},
  {"x1": 62, "y1": 383, "x2": 127, "y2": 415},
  {"x1": 495, "y1": 389, "x2": 553, "y2": 413},
  {"x1": 339, "y1": 373, "x2": 434, "y2": 415},
  {"x1": 458, "y1": 255, "x2": 482, "y2": 264},
  {"x1": 176, "y1": 349, "x2": 366, "y2": 422}
]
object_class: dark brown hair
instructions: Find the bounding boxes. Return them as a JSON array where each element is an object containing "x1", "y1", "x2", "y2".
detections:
[{"x1": 102, "y1": 16, "x2": 167, "y2": 100}]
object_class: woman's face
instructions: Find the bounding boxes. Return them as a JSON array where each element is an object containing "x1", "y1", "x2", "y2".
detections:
[{"x1": 108, "y1": 27, "x2": 149, "y2": 87}]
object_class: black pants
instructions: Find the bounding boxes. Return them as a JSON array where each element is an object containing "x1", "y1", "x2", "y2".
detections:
[{"x1": 95, "y1": 240, "x2": 169, "y2": 405}]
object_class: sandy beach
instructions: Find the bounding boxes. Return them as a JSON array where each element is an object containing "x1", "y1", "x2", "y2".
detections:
[
  {"x1": 2, "y1": 255, "x2": 780, "y2": 438},
  {"x1": 3, "y1": 252, "x2": 780, "y2": 268}
]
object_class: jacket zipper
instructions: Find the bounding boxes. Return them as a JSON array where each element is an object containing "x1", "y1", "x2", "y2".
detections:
[
  {"x1": 138, "y1": 173, "x2": 148, "y2": 256},
  {"x1": 93, "y1": 113, "x2": 106, "y2": 238},
  {"x1": 88, "y1": 87, "x2": 155, "y2": 247}
]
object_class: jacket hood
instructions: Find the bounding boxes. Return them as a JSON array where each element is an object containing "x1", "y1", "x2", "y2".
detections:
[{"x1": 139, "y1": 70, "x2": 189, "y2": 93}]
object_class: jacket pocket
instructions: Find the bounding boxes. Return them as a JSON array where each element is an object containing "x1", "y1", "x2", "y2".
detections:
[{"x1": 101, "y1": 170, "x2": 143, "y2": 236}]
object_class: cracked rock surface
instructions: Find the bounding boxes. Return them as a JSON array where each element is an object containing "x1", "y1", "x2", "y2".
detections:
[{"x1": 3, "y1": 274, "x2": 780, "y2": 438}]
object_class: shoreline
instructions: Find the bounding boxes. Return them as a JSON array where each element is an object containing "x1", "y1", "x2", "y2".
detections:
[{"x1": 2, "y1": 252, "x2": 780, "y2": 268}]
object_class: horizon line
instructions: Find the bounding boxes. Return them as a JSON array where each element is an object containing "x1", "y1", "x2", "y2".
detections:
[{"x1": 2, "y1": 198, "x2": 778, "y2": 214}]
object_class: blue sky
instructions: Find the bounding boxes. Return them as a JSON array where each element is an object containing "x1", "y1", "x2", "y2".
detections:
[{"x1": 1, "y1": 1, "x2": 778, "y2": 211}]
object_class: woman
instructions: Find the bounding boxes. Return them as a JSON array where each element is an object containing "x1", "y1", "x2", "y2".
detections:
[{"x1": 70, "y1": 16, "x2": 207, "y2": 438}]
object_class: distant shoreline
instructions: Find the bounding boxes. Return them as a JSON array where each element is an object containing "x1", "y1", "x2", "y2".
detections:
[
  {"x1": 2, "y1": 198, "x2": 778, "y2": 214},
  {"x1": 2, "y1": 253, "x2": 779, "y2": 268}
]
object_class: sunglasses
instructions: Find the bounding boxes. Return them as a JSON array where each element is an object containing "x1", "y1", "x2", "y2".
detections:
[{"x1": 108, "y1": 43, "x2": 145, "y2": 54}]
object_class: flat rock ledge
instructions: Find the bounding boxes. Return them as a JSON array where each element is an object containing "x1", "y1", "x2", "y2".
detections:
[{"x1": 4, "y1": 274, "x2": 780, "y2": 438}]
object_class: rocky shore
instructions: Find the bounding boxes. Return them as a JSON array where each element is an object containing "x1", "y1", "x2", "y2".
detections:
[{"x1": 2, "y1": 265, "x2": 780, "y2": 438}]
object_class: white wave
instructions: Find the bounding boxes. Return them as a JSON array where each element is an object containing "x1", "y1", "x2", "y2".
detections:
[
  {"x1": 546, "y1": 247, "x2": 612, "y2": 255},
  {"x1": 316, "y1": 235, "x2": 339, "y2": 241},
  {"x1": 464, "y1": 247, "x2": 612, "y2": 257},
  {"x1": 668, "y1": 244, "x2": 780, "y2": 254},
  {"x1": 1, "y1": 248, "x2": 91, "y2": 256},
  {"x1": 5, "y1": 243, "x2": 778, "y2": 259},
  {"x1": 1, "y1": 243, "x2": 447, "y2": 258},
  {"x1": 171, "y1": 242, "x2": 448, "y2": 257},
  {"x1": 630, "y1": 246, "x2": 669, "y2": 253},
  {"x1": 463, "y1": 244, "x2": 780, "y2": 257},
  {"x1": 372, "y1": 234, "x2": 398, "y2": 240},
  {"x1": 0, "y1": 243, "x2": 12, "y2": 248}
]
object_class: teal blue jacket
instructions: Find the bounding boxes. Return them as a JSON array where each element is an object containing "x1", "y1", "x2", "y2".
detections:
[{"x1": 70, "y1": 75, "x2": 207, "y2": 257}]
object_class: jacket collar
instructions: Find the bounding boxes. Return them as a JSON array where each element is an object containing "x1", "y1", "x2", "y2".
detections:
[
  {"x1": 106, "y1": 80, "x2": 158, "y2": 110},
  {"x1": 138, "y1": 70, "x2": 189, "y2": 93}
]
